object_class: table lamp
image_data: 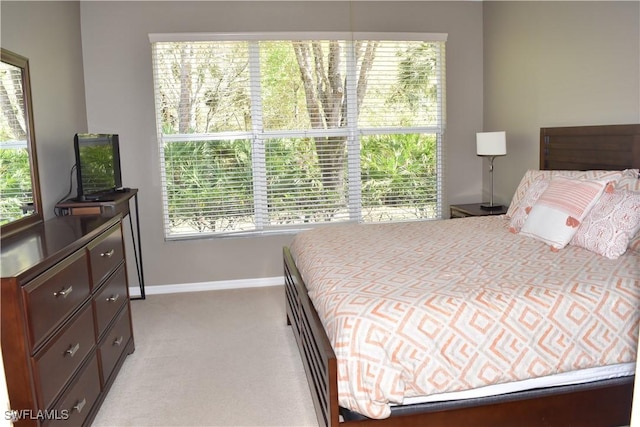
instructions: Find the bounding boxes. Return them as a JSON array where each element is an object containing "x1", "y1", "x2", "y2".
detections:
[{"x1": 476, "y1": 131, "x2": 506, "y2": 210}]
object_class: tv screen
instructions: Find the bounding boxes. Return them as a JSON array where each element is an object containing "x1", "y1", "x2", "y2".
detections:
[{"x1": 74, "y1": 133, "x2": 122, "y2": 201}]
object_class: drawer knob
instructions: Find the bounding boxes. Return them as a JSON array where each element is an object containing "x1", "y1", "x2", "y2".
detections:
[
  {"x1": 101, "y1": 249, "x2": 115, "y2": 258},
  {"x1": 106, "y1": 294, "x2": 120, "y2": 303},
  {"x1": 54, "y1": 285, "x2": 73, "y2": 298},
  {"x1": 65, "y1": 343, "x2": 80, "y2": 357},
  {"x1": 113, "y1": 336, "x2": 124, "y2": 346},
  {"x1": 73, "y1": 397, "x2": 87, "y2": 413}
]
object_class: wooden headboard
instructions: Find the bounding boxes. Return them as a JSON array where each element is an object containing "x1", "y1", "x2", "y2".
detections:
[{"x1": 540, "y1": 124, "x2": 640, "y2": 170}]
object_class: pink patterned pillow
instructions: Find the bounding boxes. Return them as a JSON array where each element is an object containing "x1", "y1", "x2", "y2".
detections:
[
  {"x1": 520, "y1": 177, "x2": 608, "y2": 250},
  {"x1": 507, "y1": 170, "x2": 624, "y2": 219},
  {"x1": 506, "y1": 170, "x2": 549, "y2": 218},
  {"x1": 619, "y1": 169, "x2": 640, "y2": 254},
  {"x1": 629, "y1": 234, "x2": 640, "y2": 254},
  {"x1": 616, "y1": 169, "x2": 640, "y2": 191},
  {"x1": 508, "y1": 179, "x2": 549, "y2": 233},
  {"x1": 570, "y1": 190, "x2": 640, "y2": 259},
  {"x1": 550, "y1": 170, "x2": 624, "y2": 181}
]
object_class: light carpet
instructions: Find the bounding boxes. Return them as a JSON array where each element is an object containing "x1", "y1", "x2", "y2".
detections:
[{"x1": 92, "y1": 286, "x2": 318, "y2": 427}]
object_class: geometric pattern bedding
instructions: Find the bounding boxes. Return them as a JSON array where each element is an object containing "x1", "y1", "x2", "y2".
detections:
[{"x1": 289, "y1": 216, "x2": 640, "y2": 419}]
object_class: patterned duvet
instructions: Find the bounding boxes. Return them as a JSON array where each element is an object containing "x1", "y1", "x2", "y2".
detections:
[{"x1": 288, "y1": 216, "x2": 640, "y2": 419}]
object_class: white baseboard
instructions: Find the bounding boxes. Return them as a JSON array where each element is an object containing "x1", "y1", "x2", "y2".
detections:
[{"x1": 128, "y1": 276, "x2": 284, "y2": 297}]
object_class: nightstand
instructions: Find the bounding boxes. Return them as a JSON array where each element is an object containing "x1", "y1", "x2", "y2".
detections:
[{"x1": 450, "y1": 203, "x2": 508, "y2": 218}]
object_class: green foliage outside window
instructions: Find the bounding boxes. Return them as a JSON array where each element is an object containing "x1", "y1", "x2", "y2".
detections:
[
  {"x1": 164, "y1": 139, "x2": 254, "y2": 233},
  {"x1": 361, "y1": 133, "x2": 437, "y2": 221},
  {"x1": 0, "y1": 147, "x2": 32, "y2": 225},
  {"x1": 163, "y1": 132, "x2": 436, "y2": 233}
]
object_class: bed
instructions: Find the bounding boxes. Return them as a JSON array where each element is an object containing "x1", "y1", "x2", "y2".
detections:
[{"x1": 284, "y1": 123, "x2": 640, "y2": 427}]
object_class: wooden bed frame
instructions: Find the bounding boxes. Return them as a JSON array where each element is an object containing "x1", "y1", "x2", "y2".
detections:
[{"x1": 284, "y1": 123, "x2": 640, "y2": 427}]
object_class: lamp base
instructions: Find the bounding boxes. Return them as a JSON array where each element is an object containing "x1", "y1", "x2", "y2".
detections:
[{"x1": 480, "y1": 203, "x2": 505, "y2": 211}]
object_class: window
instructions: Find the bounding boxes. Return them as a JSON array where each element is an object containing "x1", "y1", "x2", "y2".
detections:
[{"x1": 150, "y1": 32, "x2": 446, "y2": 239}]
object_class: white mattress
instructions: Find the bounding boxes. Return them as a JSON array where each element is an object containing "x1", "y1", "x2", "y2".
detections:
[{"x1": 399, "y1": 362, "x2": 635, "y2": 406}]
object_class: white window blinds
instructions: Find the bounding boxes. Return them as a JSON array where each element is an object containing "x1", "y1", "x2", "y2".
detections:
[{"x1": 150, "y1": 32, "x2": 446, "y2": 239}]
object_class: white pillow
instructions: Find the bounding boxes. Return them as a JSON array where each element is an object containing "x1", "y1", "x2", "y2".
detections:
[{"x1": 520, "y1": 177, "x2": 608, "y2": 250}]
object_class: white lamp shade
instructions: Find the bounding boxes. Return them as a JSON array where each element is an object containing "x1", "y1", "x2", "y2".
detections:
[{"x1": 476, "y1": 131, "x2": 507, "y2": 156}]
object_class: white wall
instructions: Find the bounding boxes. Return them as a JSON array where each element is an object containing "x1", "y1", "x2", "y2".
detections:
[
  {"x1": 482, "y1": 1, "x2": 640, "y2": 206},
  {"x1": 79, "y1": 1, "x2": 484, "y2": 287}
]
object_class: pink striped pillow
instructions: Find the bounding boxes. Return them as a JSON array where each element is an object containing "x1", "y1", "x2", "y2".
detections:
[{"x1": 520, "y1": 177, "x2": 608, "y2": 250}]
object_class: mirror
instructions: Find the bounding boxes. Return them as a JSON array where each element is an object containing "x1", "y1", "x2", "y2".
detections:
[{"x1": 0, "y1": 48, "x2": 43, "y2": 236}]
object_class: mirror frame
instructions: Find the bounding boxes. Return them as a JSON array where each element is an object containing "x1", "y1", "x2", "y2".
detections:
[{"x1": 1, "y1": 48, "x2": 43, "y2": 237}]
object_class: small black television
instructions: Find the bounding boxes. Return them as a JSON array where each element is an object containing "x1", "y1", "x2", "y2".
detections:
[{"x1": 74, "y1": 133, "x2": 122, "y2": 201}]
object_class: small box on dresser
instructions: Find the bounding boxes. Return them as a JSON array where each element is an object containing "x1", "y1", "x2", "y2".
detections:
[{"x1": 1, "y1": 215, "x2": 135, "y2": 427}]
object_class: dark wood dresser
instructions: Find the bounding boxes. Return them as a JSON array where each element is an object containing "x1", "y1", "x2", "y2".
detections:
[{"x1": 1, "y1": 215, "x2": 135, "y2": 426}]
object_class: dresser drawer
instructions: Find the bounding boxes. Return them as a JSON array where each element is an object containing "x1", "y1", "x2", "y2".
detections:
[
  {"x1": 24, "y1": 250, "x2": 91, "y2": 350},
  {"x1": 93, "y1": 264, "x2": 128, "y2": 338},
  {"x1": 2, "y1": 215, "x2": 133, "y2": 427},
  {"x1": 99, "y1": 304, "x2": 132, "y2": 385},
  {"x1": 43, "y1": 355, "x2": 101, "y2": 427},
  {"x1": 88, "y1": 225, "x2": 124, "y2": 289},
  {"x1": 33, "y1": 305, "x2": 95, "y2": 409}
]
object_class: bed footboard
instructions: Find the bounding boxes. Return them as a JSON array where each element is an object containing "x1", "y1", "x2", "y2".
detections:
[{"x1": 284, "y1": 246, "x2": 339, "y2": 427}]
